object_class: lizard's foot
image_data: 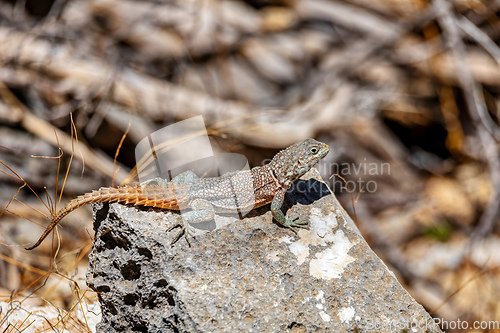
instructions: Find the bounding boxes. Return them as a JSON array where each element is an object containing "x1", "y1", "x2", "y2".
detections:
[
  {"x1": 167, "y1": 199, "x2": 215, "y2": 246},
  {"x1": 167, "y1": 216, "x2": 196, "y2": 247},
  {"x1": 283, "y1": 215, "x2": 309, "y2": 234}
]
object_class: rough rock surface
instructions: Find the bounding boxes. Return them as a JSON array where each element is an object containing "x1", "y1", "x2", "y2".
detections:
[{"x1": 87, "y1": 169, "x2": 442, "y2": 332}]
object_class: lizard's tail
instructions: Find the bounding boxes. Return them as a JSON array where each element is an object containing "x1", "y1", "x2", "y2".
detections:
[{"x1": 26, "y1": 185, "x2": 179, "y2": 250}]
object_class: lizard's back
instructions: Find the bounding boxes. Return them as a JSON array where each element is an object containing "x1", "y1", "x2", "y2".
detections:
[{"x1": 182, "y1": 166, "x2": 277, "y2": 213}]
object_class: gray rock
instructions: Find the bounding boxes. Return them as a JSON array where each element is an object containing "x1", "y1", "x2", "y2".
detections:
[{"x1": 87, "y1": 169, "x2": 441, "y2": 332}]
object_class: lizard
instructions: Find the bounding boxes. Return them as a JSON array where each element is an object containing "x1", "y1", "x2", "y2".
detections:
[{"x1": 26, "y1": 138, "x2": 329, "y2": 250}]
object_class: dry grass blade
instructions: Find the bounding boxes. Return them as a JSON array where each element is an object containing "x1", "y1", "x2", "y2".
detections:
[{"x1": 0, "y1": 161, "x2": 51, "y2": 219}]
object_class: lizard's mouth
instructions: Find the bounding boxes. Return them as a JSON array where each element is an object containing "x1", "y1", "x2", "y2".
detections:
[
  {"x1": 315, "y1": 144, "x2": 329, "y2": 160},
  {"x1": 320, "y1": 145, "x2": 329, "y2": 158}
]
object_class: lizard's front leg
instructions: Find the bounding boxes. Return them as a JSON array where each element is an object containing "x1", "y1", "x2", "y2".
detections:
[
  {"x1": 168, "y1": 198, "x2": 215, "y2": 246},
  {"x1": 271, "y1": 188, "x2": 309, "y2": 233}
]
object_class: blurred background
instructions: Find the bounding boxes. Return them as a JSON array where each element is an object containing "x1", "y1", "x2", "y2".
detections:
[{"x1": 0, "y1": 0, "x2": 499, "y2": 331}]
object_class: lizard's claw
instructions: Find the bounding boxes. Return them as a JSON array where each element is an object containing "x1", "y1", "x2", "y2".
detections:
[
  {"x1": 284, "y1": 215, "x2": 309, "y2": 234},
  {"x1": 167, "y1": 216, "x2": 196, "y2": 247}
]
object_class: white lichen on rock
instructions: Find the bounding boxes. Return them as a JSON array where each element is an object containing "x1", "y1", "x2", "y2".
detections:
[
  {"x1": 309, "y1": 229, "x2": 356, "y2": 279},
  {"x1": 338, "y1": 306, "x2": 356, "y2": 323},
  {"x1": 280, "y1": 207, "x2": 356, "y2": 279}
]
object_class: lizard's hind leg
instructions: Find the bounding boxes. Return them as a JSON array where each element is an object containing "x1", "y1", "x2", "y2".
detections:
[{"x1": 168, "y1": 198, "x2": 215, "y2": 246}]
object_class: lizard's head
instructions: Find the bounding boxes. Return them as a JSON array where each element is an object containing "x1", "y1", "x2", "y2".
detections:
[{"x1": 271, "y1": 139, "x2": 329, "y2": 185}]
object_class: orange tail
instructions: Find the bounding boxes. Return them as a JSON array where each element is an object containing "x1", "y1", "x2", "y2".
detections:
[{"x1": 26, "y1": 184, "x2": 179, "y2": 250}]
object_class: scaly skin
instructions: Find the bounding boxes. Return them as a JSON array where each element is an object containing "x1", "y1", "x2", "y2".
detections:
[{"x1": 26, "y1": 139, "x2": 329, "y2": 250}]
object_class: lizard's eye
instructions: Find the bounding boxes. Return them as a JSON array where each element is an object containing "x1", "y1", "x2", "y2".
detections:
[{"x1": 310, "y1": 147, "x2": 319, "y2": 154}]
